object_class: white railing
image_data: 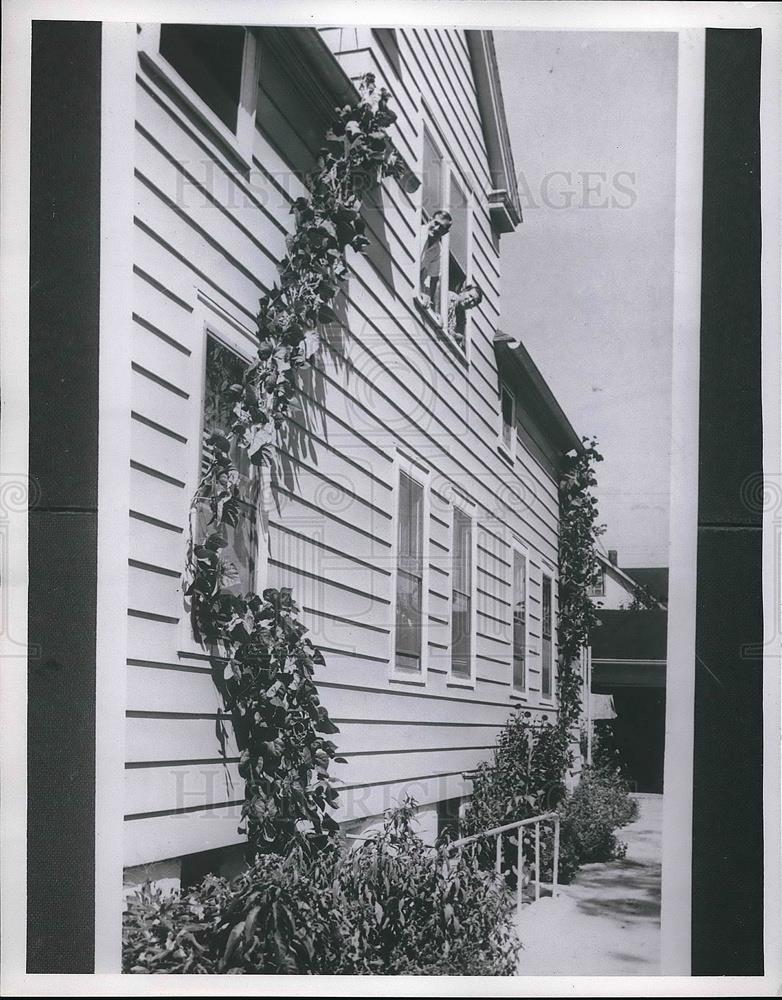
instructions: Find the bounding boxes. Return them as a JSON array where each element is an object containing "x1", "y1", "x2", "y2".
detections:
[
  {"x1": 345, "y1": 811, "x2": 561, "y2": 912},
  {"x1": 449, "y1": 812, "x2": 561, "y2": 911}
]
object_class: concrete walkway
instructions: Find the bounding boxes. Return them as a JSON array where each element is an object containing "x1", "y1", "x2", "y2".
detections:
[{"x1": 517, "y1": 794, "x2": 662, "y2": 976}]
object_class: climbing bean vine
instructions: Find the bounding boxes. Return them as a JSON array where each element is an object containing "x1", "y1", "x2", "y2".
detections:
[
  {"x1": 182, "y1": 75, "x2": 405, "y2": 854},
  {"x1": 557, "y1": 437, "x2": 605, "y2": 731}
]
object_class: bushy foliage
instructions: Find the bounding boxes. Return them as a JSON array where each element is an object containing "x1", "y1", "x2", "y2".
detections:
[
  {"x1": 558, "y1": 765, "x2": 639, "y2": 871},
  {"x1": 459, "y1": 710, "x2": 638, "y2": 889},
  {"x1": 461, "y1": 710, "x2": 569, "y2": 839},
  {"x1": 459, "y1": 711, "x2": 570, "y2": 886},
  {"x1": 181, "y1": 75, "x2": 405, "y2": 855},
  {"x1": 123, "y1": 801, "x2": 520, "y2": 976}
]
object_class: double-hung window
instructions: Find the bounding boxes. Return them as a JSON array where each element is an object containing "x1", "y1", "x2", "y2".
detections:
[
  {"x1": 512, "y1": 548, "x2": 528, "y2": 692},
  {"x1": 159, "y1": 24, "x2": 246, "y2": 132},
  {"x1": 450, "y1": 504, "x2": 475, "y2": 682},
  {"x1": 138, "y1": 24, "x2": 259, "y2": 165},
  {"x1": 541, "y1": 573, "x2": 553, "y2": 699},
  {"x1": 500, "y1": 382, "x2": 516, "y2": 459},
  {"x1": 587, "y1": 565, "x2": 606, "y2": 597},
  {"x1": 393, "y1": 467, "x2": 428, "y2": 675}
]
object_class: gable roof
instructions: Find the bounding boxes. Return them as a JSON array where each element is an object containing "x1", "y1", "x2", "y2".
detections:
[
  {"x1": 466, "y1": 31, "x2": 523, "y2": 232},
  {"x1": 622, "y1": 567, "x2": 669, "y2": 605}
]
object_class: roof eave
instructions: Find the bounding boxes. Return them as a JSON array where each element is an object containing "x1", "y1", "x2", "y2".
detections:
[{"x1": 466, "y1": 30, "x2": 523, "y2": 231}]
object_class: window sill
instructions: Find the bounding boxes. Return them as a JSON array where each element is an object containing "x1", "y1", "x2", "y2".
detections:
[
  {"x1": 413, "y1": 297, "x2": 469, "y2": 368},
  {"x1": 447, "y1": 677, "x2": 476, "y2": 690}
]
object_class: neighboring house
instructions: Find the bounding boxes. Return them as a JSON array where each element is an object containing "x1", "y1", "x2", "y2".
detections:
[
  {"x1": 587, "y1": 547, "x2": 668, "y2": 792},
  {"x1": 121, "y1": 24, "x2": 583, "y2": 888},
  {"x1": 588, "y1": 546, "x2": 667, "y2": 610}
]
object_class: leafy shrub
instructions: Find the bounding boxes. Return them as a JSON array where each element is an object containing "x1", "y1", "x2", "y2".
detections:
[
  {"x1": 458, "y1": 711, "x2": 570, "y2": 886},
  {"x1": 123, "y1": 800, "x2": 520, "y2": 975},
  {"x1": 461, "y1": 710, "x2": 569, "y2": 838},
  {"x1": 558, "y1": 765, "x2": 639, "y2": 869}
]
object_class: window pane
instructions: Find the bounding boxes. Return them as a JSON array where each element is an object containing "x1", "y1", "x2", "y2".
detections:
[
  {"x1": 159, "y1": 24, "x2": 245, "y2": 132},
  {"x1": 448, "y1": 174, "x2": 469, "y2": 280},
  {"x1": 451, "y1": 590, "x2": 471, "y2": 677},
  {"x1": 199, "y1": 337, "x2": 257, "y2": 594},
  {"x1": 542, "y1": 576, "x2": 552, "y2": 697},
  {"x1": 501, "y1": 386, "x2": 514, "y2": 450},
  {"x1": 542, "y1": 575, "x2": 552, "y2": 638},
  {"x1": 422, "y1": 130, "x2": 442, "y2": 218},
  {"x1": 513, "y1": 550, "x2": 526, "y2": 690},
  {"x1": 451, "y1": 508, "x2": 472, "y2": 677},
  {"x1": 452, "y1": 508, "x2": 472, "y2": 594},
  {"x1": 395, "y1": 569, "x2": 422, "y2": 666},
  {"x1": 396, "y1": 471, "x2": 424, "y2": 671}
]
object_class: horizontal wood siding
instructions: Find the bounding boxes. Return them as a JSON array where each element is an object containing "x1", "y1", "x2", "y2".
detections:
[{"x1": 123, "y1": 28, "x2": 563, "y2": 867}]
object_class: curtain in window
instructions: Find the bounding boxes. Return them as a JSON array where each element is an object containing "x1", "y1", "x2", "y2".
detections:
[
  {"x1": 395, "y1": 472, "x2": 424, "y2": 670},
  {"x1": 541, "y1": 574, "x2": 553, "y2": 697},
  {"x1": 513, "y1": 550, "x2": 527, "y2": 690}
]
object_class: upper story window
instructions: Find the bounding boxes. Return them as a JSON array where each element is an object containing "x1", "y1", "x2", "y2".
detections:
[
  {"x1": 541, "y1": 574, "x2": 554, "y2": 699},
  {"x1": 416, "y1": 125, "x2": 481, "y2": 353},
  {"x1": 194, "y1": 336, "x2": 259, "y2": 597},
  {"x1": 587, "y1": 565, "x2": 606, "y2": 597},
  {"x1": 138, "y1": 23, "x2": 259, "y2": 166},
  {"x1": 499, "y1": 381, "x2": 516, "y2": 459},
  {"x1": 394, "y1": 468, "x2": 427, "y2": 676},
  {"x1": 512, "y1": 548, "x2": 527, "y2": 692},
  {"x1": 159, "y1": 24, "x2": 246, "y2": 132}
]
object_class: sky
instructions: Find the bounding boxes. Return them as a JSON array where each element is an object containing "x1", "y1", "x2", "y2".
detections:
[{"x1": 494, "y1": 31, "x2": 678, "y2": 568}]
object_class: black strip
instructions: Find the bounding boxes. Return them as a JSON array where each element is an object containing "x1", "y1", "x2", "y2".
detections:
[
  {"x1": 28, "y1": 21, "x2": 101, "y2": 974},
  {"x1": 692, "y1": 27, "x2": 763, "y2": 976}
]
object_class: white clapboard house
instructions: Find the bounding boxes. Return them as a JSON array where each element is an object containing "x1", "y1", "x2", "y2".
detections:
[{"x1": 119, "y1": 24, "x2": 584, "y2": 888}]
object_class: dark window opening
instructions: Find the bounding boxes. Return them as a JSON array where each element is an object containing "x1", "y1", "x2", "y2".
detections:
[
  {"x1": 437, "y1": 796, "x2": 463, "y2": 840},
  {"x1": 159, "y1": 24, "x2": 245, "y2": 132}
]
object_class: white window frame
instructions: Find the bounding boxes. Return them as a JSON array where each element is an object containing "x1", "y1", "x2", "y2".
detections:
[
  {"x1": 510, "y1": 539, "x2": 530, "y2": 695},
  {"x1": 389, "y1": 451, "x2": 431, "y2": 684},
  {"x1": 416, "y1": 117, "x2": 475, "y2": 359},
  {"x1": 137, "y1": 23, "x2": 261, "y2": 168},
  {"x1": 540, "y1": 568, "x2": 556, "y2": 704},
  {"x1": 447, "y1": 491, "x2": 478, "y2": 688},
  {"x1": 499, "y1": 380, "x2": 517, "y2": 462},
  {"x1": 178, "y1": 291, "x2": 268, "y2": 656}
]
